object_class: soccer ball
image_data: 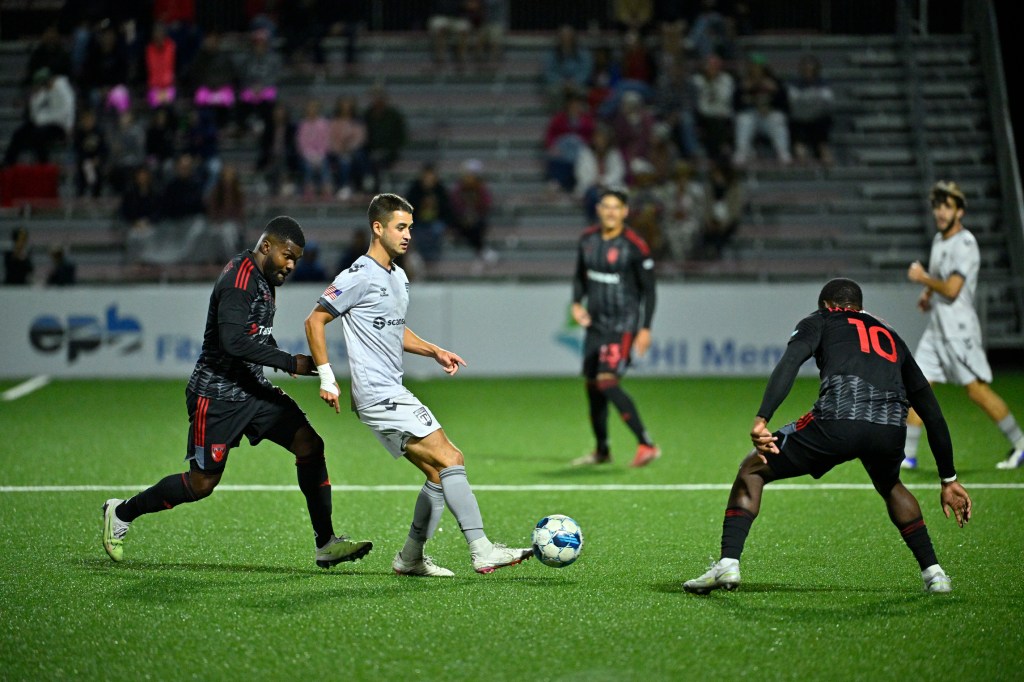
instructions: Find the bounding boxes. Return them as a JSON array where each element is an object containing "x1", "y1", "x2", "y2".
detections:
[{"x1": 531, "y1": 514, "x2": 584, "y2": 568}]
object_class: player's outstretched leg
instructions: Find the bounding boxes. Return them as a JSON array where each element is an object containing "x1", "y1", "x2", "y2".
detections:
[
  {"x1": 101, "y1": 498, "x2": 131, "y2": 562},
  {"x1": 878, "y1": 480, "x2": 951, "y2": 593}
]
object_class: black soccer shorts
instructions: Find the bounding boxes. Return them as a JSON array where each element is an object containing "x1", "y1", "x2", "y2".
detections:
[
  {"x1": 185, "y1": 388, "x2": 311, "y2": 472},
  {"x1": 582, "y1": 327, "x2": 636, "y2": 378},
  {"x1": 763, "y1": 414, "x2": 906, "y2": 490}
]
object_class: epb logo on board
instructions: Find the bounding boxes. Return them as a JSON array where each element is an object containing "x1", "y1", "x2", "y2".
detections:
[
  {"x1": 29, "y1": 305, "x2": 142, "y2": 362},
  {"x1": 372, "y1": 317, "x2": 405, "y2": 330}
]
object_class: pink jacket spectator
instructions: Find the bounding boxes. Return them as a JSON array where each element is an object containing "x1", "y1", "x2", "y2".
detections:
[
  {"x1": 328, "y1": 118, "x2": 367, "y2": 156},
  {"x1": 297, "y1": 117, "x2": 330, "y2": 164}
]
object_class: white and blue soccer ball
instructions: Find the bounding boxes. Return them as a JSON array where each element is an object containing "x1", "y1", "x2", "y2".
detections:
[{"x1": 531, "y1": 514, "x2": 584, "y2": 568}]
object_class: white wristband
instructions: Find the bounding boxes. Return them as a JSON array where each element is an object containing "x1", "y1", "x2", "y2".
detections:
[
  {"x1": 940, "y1": 474, "x2": 957, "y2": 484},
  {"x1": 317, "y1": 363, "x2": 339, "y2": 396}
]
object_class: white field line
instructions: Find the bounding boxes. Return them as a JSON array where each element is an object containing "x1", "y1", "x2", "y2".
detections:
[
  {"x1": 1, "y1": 483, "x2": 1022, "y2": 493},
  {"x1": 1, "y1": 375, "x2": 51, "y2": 401}
]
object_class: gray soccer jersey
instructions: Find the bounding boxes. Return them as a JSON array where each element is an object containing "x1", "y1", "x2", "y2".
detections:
[
  {"x1": 926, "y1": 227, "x2": 981, "y2": 341},
  {"x1": 317, "y1": 255, "x2": 410, "y2": 410}
]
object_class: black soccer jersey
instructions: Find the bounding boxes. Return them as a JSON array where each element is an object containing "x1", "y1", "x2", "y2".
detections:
[
  {"x1": 758, "y1": 307, "x2": 929, "y2": 426},
  {"x1": 572, "y1": 225, "x2": 656, "y2": 334},
  {"x1": 185, "y1": 251, "x2": 296, "y2": 401}
]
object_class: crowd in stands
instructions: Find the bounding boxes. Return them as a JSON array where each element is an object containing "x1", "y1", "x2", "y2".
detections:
[
  {"x1": 1, "y1": 0, "x2": 838, "y2": 283},
  {"x1": 540, "y1": 0, "x2": 835, "y2": 260}
]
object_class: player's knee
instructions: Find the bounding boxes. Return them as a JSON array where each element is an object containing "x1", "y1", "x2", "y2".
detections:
[
  {"x1": 438, "y1": 444, "x2": 465, "y2": 468},
  {"x1": 188, "y1": 471, "x2": 220, "y2": 499}
]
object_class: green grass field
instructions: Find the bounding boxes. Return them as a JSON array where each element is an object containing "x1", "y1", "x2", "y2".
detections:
[{"x1": 2, "y1": 375, "x2": 1022, "y2": 681}]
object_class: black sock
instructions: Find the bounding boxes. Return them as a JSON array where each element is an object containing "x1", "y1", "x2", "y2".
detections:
[
  {"x1": 898, "y1": 517, "x2": 938, "y2": 570},
  {"x1": 721, "y1": 507, "x2": 756, "y2": 560},
  {"x1": 296, "y1": 454, "x2": 335, "y2": 549},
  {"x1": 117, "y1": 472, "x2": 199, "y2": 522},
  {"x1": 599, "y1": 379, "x2": 653, "y2": 446},
  {"x1": 586, "y1": 381, "x2": 610, "y2": 456}
]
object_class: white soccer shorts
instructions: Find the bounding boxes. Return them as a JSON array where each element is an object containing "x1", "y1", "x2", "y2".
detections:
[
  {"x1": 915, "y1": 327, "x2": 993, "y2": 385},
  {"x1": 356, "y1": 389, "x2": 443, "y2": 459}
]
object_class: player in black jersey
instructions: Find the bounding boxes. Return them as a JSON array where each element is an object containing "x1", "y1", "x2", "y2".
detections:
[
  {"x1": 570, "y1": 187, "x2": 661, "y2": 468},
  {"x1": 101, "y1": 216, "x2": 372, "y2": 568},
  {"x1": 683, "y1": 278, "x2": 972, "y2": 594}
]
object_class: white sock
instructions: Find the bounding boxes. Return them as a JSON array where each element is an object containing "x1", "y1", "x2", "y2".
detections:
[
  {"x1": 904, "y1": 425, "x2": 922, "y2": 458},
  {"x1": 997, "y1": 414, "x2": 1024, "y2": 450}
]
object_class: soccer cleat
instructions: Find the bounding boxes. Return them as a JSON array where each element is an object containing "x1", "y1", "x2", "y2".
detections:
[
  {"x1": 471, "y1": 543, "x2": 533, "y2": 574},
  {"x1": 315, "y1": 534, "x2": 373, "y2": 568},
  {"x1": 102, "y1": 498, "x2": 131, "y2": 562},
  {"x1": 571, "y1": 451, "x2": 612, "y2": 467},
  {"x1": 683, "y1": 559, "x2": 741, "y2": 594},
  {"x1": 922, "y1": 564, "x2": 952, "y2": 593},
  {"x1": 996, "y1": 448, "x2": 1024, "y2": 470},
  {"x1": 900, "y1": 456, "x2": 917, "y2": 470},
  {"x1": 392, "y1": 551, "x2": 455, "y2": 577},
  {"x1": 631, "y1": 444, "x2": 661, "y2": 468}
]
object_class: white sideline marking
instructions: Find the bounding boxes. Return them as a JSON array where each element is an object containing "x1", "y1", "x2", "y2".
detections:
[
  {"x1": 1, "y1": 483, "x2": 1022, "y2": 493},
  {"x1": 1, "y1": 375, "x2": 51, "y2": 401}
]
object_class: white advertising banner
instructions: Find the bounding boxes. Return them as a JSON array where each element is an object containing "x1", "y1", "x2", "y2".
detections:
[{"x1": 0, "y1": 282, "x2": 928, "y2": 379}]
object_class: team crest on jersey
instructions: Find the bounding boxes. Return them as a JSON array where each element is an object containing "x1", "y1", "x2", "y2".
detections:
[
  {"x1": 223, "y1": 261, "x2": 234, "y2": 274},
  {"x1": 414, "y1": 407, "x2": 433, "y2": 426},
  {"x1": 606, "y1": 247, "x2": 619, "y2": 264},
  {"x1": 211, "y1": 444, "x2": 226, "y2": 462},
  {"x1": 379, "y1": 287, "x2": 388, "y2": 297}
]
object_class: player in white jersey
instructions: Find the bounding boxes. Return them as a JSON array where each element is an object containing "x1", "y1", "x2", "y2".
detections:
[
  {"x1": 903, "y1": 181, "x2": 1024, "y2": 470},
  {"x1": 304, "y1": 193, "x2": 533, "y2": 576}
]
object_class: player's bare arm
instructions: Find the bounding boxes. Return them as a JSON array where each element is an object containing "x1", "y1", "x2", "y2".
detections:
[
  {"x1": 907, "y1": 261, "x2": 965, "y2": 300},
  {"x1": 750, "y1": 416, "x2": 779, "y2": 458},
  {"x1": 634, "y1": 328, "x2": 652, "y2": 357},
  {"x1": 940, "y1": 480, "x2": 972, "y2": 528},
  {"x1": 403, "y1": 327, "x2": 467, "y2": 375},
  {"x1": 304, "y1": 305, "x2": 342, "y2": 413}
]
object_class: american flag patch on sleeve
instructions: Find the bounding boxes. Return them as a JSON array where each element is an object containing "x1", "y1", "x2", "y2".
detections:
[{"x1": 323, "y1": 285, "x2": 341, "y2": 300}]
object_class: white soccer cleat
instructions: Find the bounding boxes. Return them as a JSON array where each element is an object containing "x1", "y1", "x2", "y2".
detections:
[
  {"x1": 471, "y1": 543, "x2": 532, "y2": 574},
  {"x1": 392, "y1": 551, "x2": 454, "y2": 577},
  {"x1": 683, "y1": 559, "x2": 741, "y2": 594},
  {"x1": 102, "y1": 498, "x2": 131, "y2": 562},
  {"x1": 571, "y1": 451, "x2": 611, "y2": 467},
  {"x1": 315, "y1": 534, "x2": 373, "y2": 568},
  {"x1": 996, "y1": 448, "x2": 1024, "y2": 470},
  {"x1": 922, "y1": 564, "x2": 952, "y2": 593}
]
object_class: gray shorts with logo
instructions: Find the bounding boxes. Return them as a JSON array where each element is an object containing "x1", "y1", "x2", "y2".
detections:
[{"x1": 356, "y1": 389, "x2": 442, "y2": 458}]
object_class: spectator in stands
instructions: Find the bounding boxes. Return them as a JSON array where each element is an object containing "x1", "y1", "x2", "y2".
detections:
[
  {"x1": 654, "y1": 54, "x2": 700, "y2": 160},
  {"x1": 327, "y1": 95, "x2": 368, "y2": 201},
  {"x1": 73, "y1": 108, "x2": 108, "y2": 198},
  {"x1": 449, "y1": 158, "x2": 497, "y2": 268},
  {"x1": 698, "y1": 155, "x2": 743, "y2": 259},
  {"x1": 405, "y1": 163, "x2": 453, "y2": 264},
  {"x1": 786, "y1": 54, "x2": 835, "y2": 165},
  {"x1": 183, "y1": 107, "x2": 222, "y2": 195},
  {"x1": 574, "y1": 124, "x2": 627, "y2": 223},
  {"x1": 627, "y1": 157, "x2": 667, "y2": 258},
  {"x1": 543, "y1": 25, "x2": 593, "y2": 109},
  {"x1": 296, "y1": 98, "x2": 332, "y2": 199},
  {"x1": 236, "y1": 28, "x2": 282, "y2": 134},
  {"x1": 3, "y1": 227, "x2": 33, "y2": 285},
  {"x1": 25, "y1": 24, "x2": 72, "y2": 87},
  {"x1": 46, "y1": 246, "x2": 77, "y2": 286},
  {"x1": 146, "y1": 22, "x2": 177, "y2": 109},
  {"x1": 119, "y1": 165, "x2": 161, "y2": 227},
  {"x1": 79, "y1": 20, "x2": 130, "y2": 112},
  {"x1": 2, "y1": 68, "x2": 76, "y2": 167},
  {"x1": 660, "y1": 160, "x2": 706, "y2": 260},
  {"x1": 479, "y1": 0, "x2": 509, "y2": 67},
  {"x1": 688, "y1": 0, "x2": 737, "y2": 60},
  {"x1": 153, "y1": 0, "x2": 202, "y2": 76},
  {"x1": 257, "y1": 102, "x2": 300, "y2": 196},
  {"x1": 292, "y1": 241, "x2": 330, "y2": 282},
  {"x1": 145, "y1": 105, "x2": 178, "y2": 180},
  {"x1": 428, "y1": 0, "x2": 472, "y2": 71},
  {"x1": 318, "y1": 0, "x2": 364, "y2": 76},
  {"x1": 612, "y1": 0, "x2": 654, "y2": 35},
  {"x1": 691, "y1": 52, "x2": 735, "y2": 160},
  {"x1": 363, "y1": 85, "x2": 408, "y2": 193},
  {"x1": 106, "y1": 107, "x2": 147, "y2": 193},
  {"x1": 336, "y1": 228, "x2": 369, "y2": 272},
  {"x1": 160, "y1": 153, "x2": 205, "y2": 220},
  {"x1": 204, "y1": 162, "x2": 245, "y2": 262},
  {"x1": 586, "y1": 45, "x2": 621, "y2": 114},
  {"x1": 185, "y1": 32, "x2": 237, "y2": 131},
  {"x1": 613, "y1": 90, "x2": 655, "y2": 178},
  {"x1": 647, "y1": 121, "x2": 679, "y2": 186},
  {"x1": 619, "y1": 29, "x2": 656, "y2": 87},
  {"x1": 732, "y1": 54, "x2": 792, "y2": 166},
  {"x1": 544, "y1": 90, "x2": 595, "y2": 193}
]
